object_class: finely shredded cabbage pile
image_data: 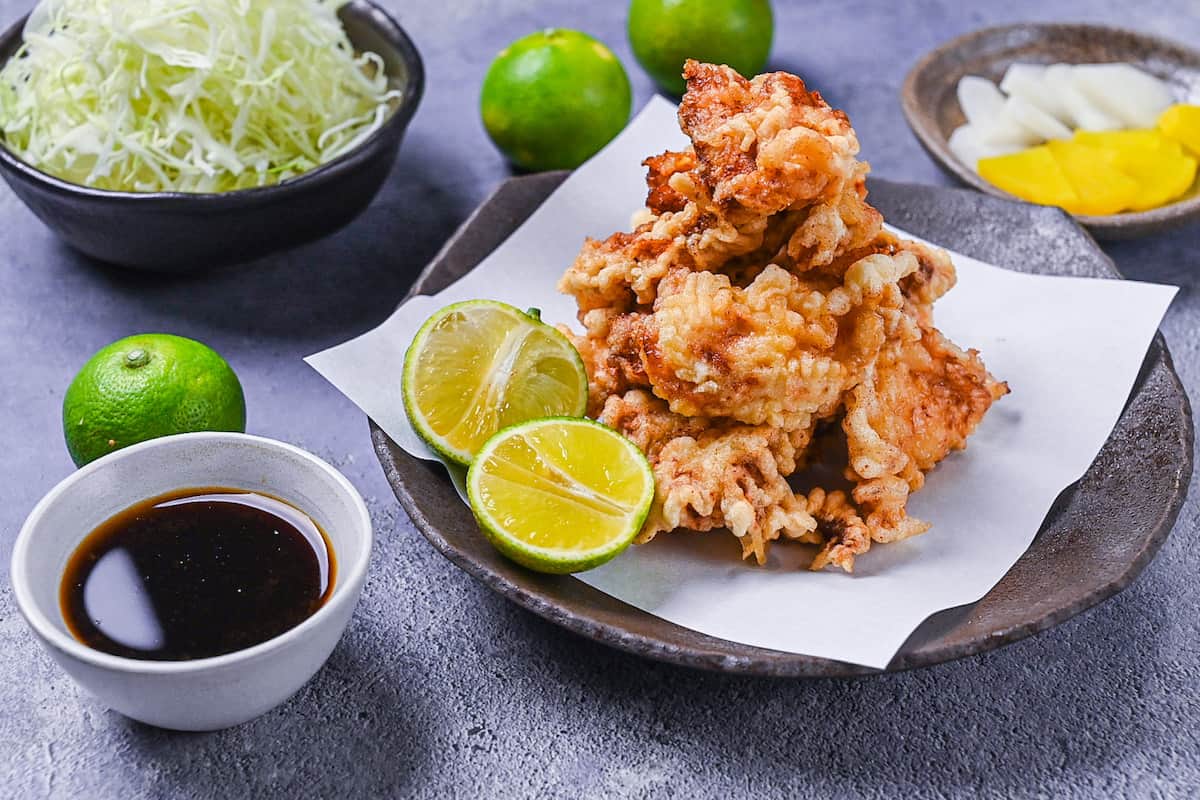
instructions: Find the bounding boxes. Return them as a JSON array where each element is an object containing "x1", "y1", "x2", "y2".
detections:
[{"x1": 0, "y1": 0, "x2": 400, "y2": 192}]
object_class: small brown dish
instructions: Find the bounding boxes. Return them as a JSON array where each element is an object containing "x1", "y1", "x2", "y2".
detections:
[
  {"x1": 902, "y1": 23, "x2": 1200, "y2": 240},
  {"x1": 0, "y1": 0, "x2": 423, "y2": 271}
]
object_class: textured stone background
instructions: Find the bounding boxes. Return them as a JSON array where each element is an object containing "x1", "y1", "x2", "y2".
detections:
[{"x1": 2, "y1": 1, "x2": 1198, "y2": 797}]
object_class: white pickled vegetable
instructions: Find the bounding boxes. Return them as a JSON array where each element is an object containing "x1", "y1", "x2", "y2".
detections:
[
  {"x1": 947, "y1": 124, "x2": 1024, "y2": 171},
  {"x1": 957, "y1": 75, "x2": 1006, "y2": 125},
  {"x1": 1043, "y1": 64, "x2": 1123, "y2": 131},
  {"x1": 1072, "y1": 63, "x2": 1175, "y2": 128},
  {"x1": 0, "y1": 0, "x2": 401, "y2": 192},
  {"x1": 1004, "y1": 96, "x2": 1072, "y2": 141},
  {"x1": 956, "y1": 75, "x2": 1040, "y2": 145},
  {"x1": 999, "y1": 63, "x2": 1073, "y2": 125}
]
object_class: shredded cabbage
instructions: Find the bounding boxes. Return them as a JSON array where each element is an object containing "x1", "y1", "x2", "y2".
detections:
[{"x1": 0, "y1": 0, "x2": 401, "y2": 192}]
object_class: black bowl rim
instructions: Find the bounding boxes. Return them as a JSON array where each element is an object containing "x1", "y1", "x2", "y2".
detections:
[
  {"x1": 900, "y1": 21, "x2": 1200, "y2": 235},
  {"x1": 0, "y1": 0, "x2": 425, "y2": 206}
]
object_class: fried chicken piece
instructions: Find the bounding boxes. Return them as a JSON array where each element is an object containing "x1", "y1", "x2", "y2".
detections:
[
  {"x1": 842, "y1": 326, "x2": 1009, "y2": 545},
  {"x1": 679, "y1": 60, "x2": 858, "y2": 216},
  {"x1": 599, "y1": 391, "x2": 821, "y2": 564},
  {"x1": 777, "y1": 165, "x2": 883, "y2": 271},
  {"x1": 560, "y1": 185, "x2": 771, "y2": 312},
  {"x1": 559, "y1": 61, "x2": 882, "y2": 312},
  {"x1": 644, "y1": 149, "x2": 696, "y2": 215},
  {"x1": 640, "y1": 252, "x2": 918, "y2": 427},
  {"x1": 597, "y1": 389, "x2": 708, "y2": 458},
  {"x1": 896, "y1": 236, "x2": 956, "y2": 310},
  {"x1": 642, "y1": 264, "x2": 849, "y2": 426},
  {"x1": 562, "y1": 309, "x2": 650, "y2": 410},
  {"x1": 559, "y1": 61, "x2": 1005, "y2": 573},
  {"x1": 805, "y1": 487, "x2": 871, "y2": 572}
]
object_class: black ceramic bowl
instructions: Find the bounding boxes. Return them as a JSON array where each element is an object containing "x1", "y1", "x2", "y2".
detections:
[{"x1": 0, "y1": 0, "x2": 423, "y2": 271}]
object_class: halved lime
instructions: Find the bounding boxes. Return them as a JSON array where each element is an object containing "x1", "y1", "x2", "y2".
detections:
[
  {"x1": 467, "y1": 417, "x2": 655, "y2": 573},
  {"x1": 402, "y1": 300, "x2": 588, "y2": 465}
]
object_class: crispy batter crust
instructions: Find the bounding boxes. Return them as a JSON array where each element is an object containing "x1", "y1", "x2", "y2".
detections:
[{"x1": 559, "y1": 61, "x2": 1006, "y2": 572}]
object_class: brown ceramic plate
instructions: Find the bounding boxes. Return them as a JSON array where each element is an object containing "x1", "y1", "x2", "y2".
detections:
[
  {"x1": 371, "y1": 171, "x2": 1192, "y2": 677},
  {"x1": 902, "y1": 23, "x2": 1200, "y2": 240}
]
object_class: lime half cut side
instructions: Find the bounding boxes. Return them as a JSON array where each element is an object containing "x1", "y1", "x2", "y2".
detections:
[
  {"x1": 402, "y1": 300, "x2": 588, "y2": 466},
  {"x1": 467, "y1": 417, "x2": 656, "y2": 574}
]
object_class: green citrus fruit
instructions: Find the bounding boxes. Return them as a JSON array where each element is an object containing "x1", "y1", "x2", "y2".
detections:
[
  {"x1": 628, "y1": 0, "x2": 774, "y2": 95},
  {"x1": 402, "y1": 300, "x2": 588, "y2": 466},
  {"x1": 62, "y1": 334, "x2": 246, "y2": 467},
  {"x1": 467, "y1": 417, "x2": 655, "y2": 574},
  {"x1": 480, "y1": 29, "x2": 632, "y2": 172}
]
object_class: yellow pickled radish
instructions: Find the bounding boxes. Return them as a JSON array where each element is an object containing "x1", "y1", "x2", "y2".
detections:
[
  {"x1": 1046, "y1": 140, "x2": 1142, "y2": 216},
  {"x1": 978, "y1": 107, "x2": 1199, "y2": 215},
  {"x1": 1094, "y1": 142, "x2": 1196, "y2": 212},
  {"x1": 1072, "y1": 128, "x2": 1179, "y2": 154},
  {"x1": 1069, "y1": 129, "x2": 1196, "y2": 211},
  {"x1": 978, "y1": 146, "x2": 1081, "y2": 209},
  {"x1": 1158, "y1": 104, "x2": 1200, "y2": 157}
]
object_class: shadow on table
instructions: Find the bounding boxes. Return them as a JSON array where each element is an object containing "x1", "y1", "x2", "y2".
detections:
[
  {"x1": 1104, "y1": 221, "x2": 1200, "y2": 294},
  {"x1": 1103, "y1": 223, "x2": 1198, "y2": 407},
  {"x1": 485, "y1": 558, "x2": 1171, "y2": 795},
  {"x1": 107, "y1": 637, "x2": 430, "y2": 796},
  {"x1": 56, "y1": 130, "x2": 475, "y2": 344}
]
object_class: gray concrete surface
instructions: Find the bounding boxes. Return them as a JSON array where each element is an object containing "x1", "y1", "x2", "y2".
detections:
[{"x1": 2, "y1": 1, "x2": 1198, "y2": 797}]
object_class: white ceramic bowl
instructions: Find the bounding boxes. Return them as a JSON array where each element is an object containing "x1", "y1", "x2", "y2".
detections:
[{"x1": 11, "y1": 432, "x2": 372, "y2": 731}]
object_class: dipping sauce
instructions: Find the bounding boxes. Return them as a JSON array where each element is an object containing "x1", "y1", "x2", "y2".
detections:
[{"x1": 60, "y1": 488, "x2": 335, "y2": 661}]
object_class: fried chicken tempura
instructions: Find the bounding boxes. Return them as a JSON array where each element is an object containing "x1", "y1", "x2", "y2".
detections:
[
  {"x1": 598, "y1": 390, "x2": 822, "y2": 564},
  {"x1": 558, "y1": 60, "x2": 1007, "y2": 572}
]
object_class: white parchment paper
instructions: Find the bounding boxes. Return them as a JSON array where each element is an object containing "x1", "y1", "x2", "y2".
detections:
[{"x1": 307, "y1": 97, "x2": 1177, "y2": 669}]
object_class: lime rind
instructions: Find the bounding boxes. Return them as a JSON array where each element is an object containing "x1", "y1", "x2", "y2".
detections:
[
  {"x1": 628, "y1": 0, "x2": 774, "y2": 95},
  {"x1": 479, "y1": 29, "x2": 632, "y2": 172},
  {"x1": 466, "y1": 416, "x2": 655, "y2": 574},
  {"x1": 402, "y1": 299, "x2": 587, "y2": 466},
  {"x1": 62, "y1": 333, "x2": 245, "y2": 467}
]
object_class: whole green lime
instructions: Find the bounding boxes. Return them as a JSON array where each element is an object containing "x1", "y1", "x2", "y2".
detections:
[
  {"x1": 62, "y1": 334, "x2": 246, "y2": 467},
  {"x1": 628, "y1": 0, "x2": 774, "y2": 95},
  {"x1": 480, "y1": 29, "x2": 632, "y2": 172}
]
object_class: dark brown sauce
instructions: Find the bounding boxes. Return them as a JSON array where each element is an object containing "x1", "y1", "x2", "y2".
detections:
[{"x1": 60, "y1": 488, "x2": 335, "y2": 661}]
